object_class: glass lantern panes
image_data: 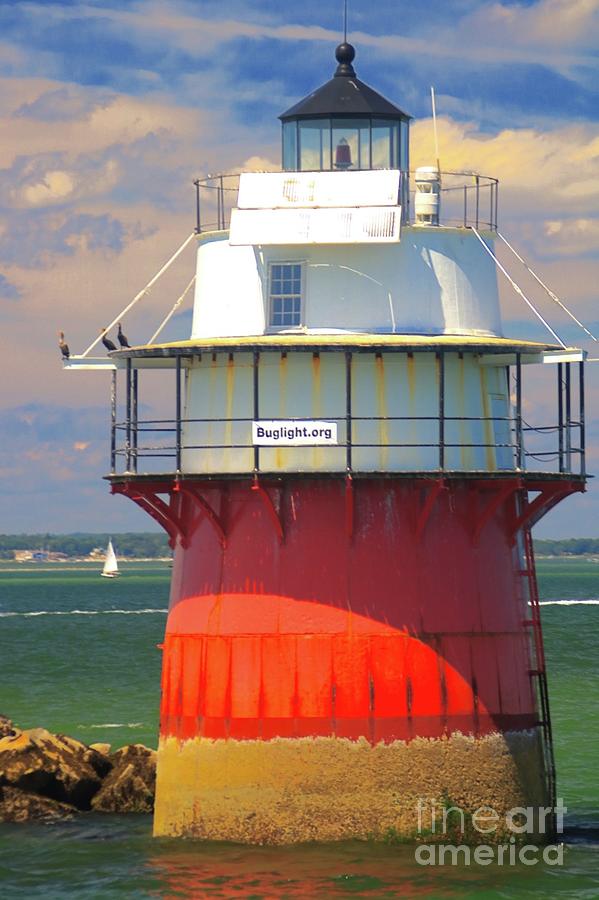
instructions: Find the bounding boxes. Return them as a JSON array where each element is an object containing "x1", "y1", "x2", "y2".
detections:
[
  {"x1": 298, "y1": 120, "x2": 331, "y2": 171},
  {"x1": 372, "y1": 120, "x2": 399, "y2": 168},
  {"x1": 282, "y1": 121, "x2": 298, "y2": 171},
  {"x1": 331, "y1": 120, "x2": 370, "y2": 170},
  {"x1": 270, "y1": 263, "x2": 303, "y2": 328},
  {"x1": 286, "y1": 117, "x2": 406, "y2": 172}
]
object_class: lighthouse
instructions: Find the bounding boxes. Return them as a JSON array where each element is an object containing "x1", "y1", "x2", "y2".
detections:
[{"x1": 67, "y1": 42, "x2": 587, "y2": 842}]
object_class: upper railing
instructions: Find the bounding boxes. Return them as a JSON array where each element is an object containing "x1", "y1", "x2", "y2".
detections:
[{"x1": 192, "y1": 170, "x2": 498, "y2": 234}]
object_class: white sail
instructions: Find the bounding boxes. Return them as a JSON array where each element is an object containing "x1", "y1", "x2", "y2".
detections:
[{"x1": 101, "y1": 539, "x2": 120, "y2": 578}]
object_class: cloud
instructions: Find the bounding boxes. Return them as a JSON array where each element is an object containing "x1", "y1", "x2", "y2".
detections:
[
  {"x1": 411, "y1": 117, "x2": 599, "y2": 217},
  {"x1": 5, "y1": 1, "x2": 597, "y2": 89},
  {"x1": 15, "y1": 84, "x2": 114, "y2": 121},
  {"x1": 463, "y1": 0, "x2": 599, "y2": 51},
  {"x1": 0, "y1": 273, "x2": 21, "y2": 300},
  {"x1": 240, "y1": 155, "x2": 280, "y2": 173},
  {"x1": 542, "y1": 218, "x2": 599, "y2": 257},
  {"x1": 3, "y1": 403, "x2": 107, "y2": 442},
  {"x1": 0, "y1": 85, "x2": 203, "y2": 169},
  {"x1": 0, "y1": 210, "x2": 148, "y2": 268},
  {"x1": 22, "y1": 169, "x2": 76, "y2": 205}
]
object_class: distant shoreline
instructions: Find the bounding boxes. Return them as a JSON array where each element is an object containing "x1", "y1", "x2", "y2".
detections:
[
  {"x1": 2, "y1": 528, "x2": 599, "y2": 565},
  {"x1": 0, "y1": 559, "x2": 172, "y2": 571}
]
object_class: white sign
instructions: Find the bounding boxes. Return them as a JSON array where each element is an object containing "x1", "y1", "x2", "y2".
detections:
[
  {"x1": 252, "y1": 420, "x2": 338, "y2": 446},
  {"x1": 237, "y1": 170, "x2": 401, "y2": 209}
]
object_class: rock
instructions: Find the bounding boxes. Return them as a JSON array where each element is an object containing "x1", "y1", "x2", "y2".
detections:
[
  {"x1": 0, "y1": 728, "x2": 112, "y2": 810},
  {"x1": 92, "y1": 744, "x2": 156, "y2": 813},
  {"x1": 0, "y1": 715, "x2": 19, "y2": 739},
  {"x1": 0, "y1": 784, "x2": 77, "y2": 823},
  {"x1": 89, "y1": 743, "x2": 112, "y2": 756}
]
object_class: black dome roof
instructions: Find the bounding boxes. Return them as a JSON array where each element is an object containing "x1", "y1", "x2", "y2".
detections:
[{"x1": 280, "y1": 43, "x2": 410, "y2": 121}]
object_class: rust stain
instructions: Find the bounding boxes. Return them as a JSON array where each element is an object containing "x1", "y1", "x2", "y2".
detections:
[
  {"x1": 205, "y1": 594, "x2": 224, "y2": 634},
  {"x1": 312, "y1": 353, "x2": 322, "y2": 468},
  {"x1": 206, "y1": 359, "x2": 219, "y2": 471},
  {"x1": 406, "y1": 354, "x2": 416, "y2": 404},
  {"x1": 224, "y1": 356, "x2": 235, "y2": 466},
  {"x1": 479, "y1": 367, "x2": 495, "y2": 471},
  {"x1": 311, "y1": 353, "x2": 321, "y2": 411},
  {"x1": 275, "y1": 353, "x2": 288, "y2": 470},
  {"x1": 457, "y1": 355, "x2": 470, "y2": 470},
  {"x1": 375, "y1": 355, "x2": 389, "y2": 469},
  {"x1": 406, "y1": 353, "x2": 418, "y2": 455}
]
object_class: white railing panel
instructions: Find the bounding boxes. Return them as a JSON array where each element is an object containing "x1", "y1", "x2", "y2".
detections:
[
  {"x1": 229, "y1": 206, "x2": 401, "y2": 245},
  {"x1": 237, "y1": 170, "x2": 401, "y2": 210}
]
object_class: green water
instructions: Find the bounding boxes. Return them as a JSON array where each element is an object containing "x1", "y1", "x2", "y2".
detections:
[{"x1": 0, "y1": 559, "x2": 598, "y2": 898}]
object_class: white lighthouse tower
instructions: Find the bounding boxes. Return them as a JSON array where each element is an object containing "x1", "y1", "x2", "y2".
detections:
[{"x1": 66, "y1": 41, "x2": 586, "y2": 842}]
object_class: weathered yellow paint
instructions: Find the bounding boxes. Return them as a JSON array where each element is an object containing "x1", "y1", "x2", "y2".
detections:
[
  {"x1": 275, "y1": 353, "x2": 288, "y2": 470},
  {"x1": 311, "y1": 353, "x2": 323, "y2": 469},
  {"x1": 153, "y1": 731, "x2": 547, "y2": 843},
  {"x1": 224, "y1": 355, "x2": 235, "y2": 463},
  {"x1": 406, "y1": 354, "x2": 418, "y2": 450},
  {"x1": 480, "y1": 367, "x2": 496, "y2": 471},
  {"x1": 207, "y1": 358, "x2": 219, "y2": 471},
  {"x1": 457, "y1": 355, "x2": 470, "y2": 470},
  {"x1": 374, "y1": 355, "x2": 389, "y2": 469},
  {"x1": 129, "y1": 333, "x2": 559, "y2": 355}
]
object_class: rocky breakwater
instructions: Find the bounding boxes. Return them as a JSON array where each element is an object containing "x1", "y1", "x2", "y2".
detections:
[{"x1": 0, "y1": 716, "x2": 156, "y2": 823}]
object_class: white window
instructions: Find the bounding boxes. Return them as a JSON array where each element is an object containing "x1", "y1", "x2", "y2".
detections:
[{"x1": 269, "y1": 262, "x2": 303, "y2": 328}]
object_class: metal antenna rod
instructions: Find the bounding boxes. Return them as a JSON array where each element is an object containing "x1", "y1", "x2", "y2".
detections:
[
  {"x1": 344, "y1": 0, "x2": 348, "y2": 42},
  {"x1": 431, "y1": 86, "x2": 440, "y2": 173}
]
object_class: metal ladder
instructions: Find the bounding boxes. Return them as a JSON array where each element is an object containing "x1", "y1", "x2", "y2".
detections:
[{"x1": 521, "y1": 524, "x2": 557, "y2": 830}]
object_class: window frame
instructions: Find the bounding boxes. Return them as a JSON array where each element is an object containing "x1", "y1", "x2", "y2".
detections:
[{"x1": 267, "y1": 260, "x2": 305, "y2": 331}]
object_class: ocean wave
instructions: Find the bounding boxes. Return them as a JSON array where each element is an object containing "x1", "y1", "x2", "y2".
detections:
[
  {"x1": 81, "y1": 723, "x2": 144, "y2": 729},
  {"x1": 0, "y1": 608, "x2": 167, "y2": 617},
  {"x1": 538, "y1": 599, "x2": 599, "y2": 606}
]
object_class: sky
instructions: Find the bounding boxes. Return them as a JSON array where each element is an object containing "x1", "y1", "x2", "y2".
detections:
[{"x1": 0, "y1": 0, "x2": 598, "y2": 537}]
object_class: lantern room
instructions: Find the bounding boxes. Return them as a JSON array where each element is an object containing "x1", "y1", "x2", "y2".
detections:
[{"x1": 280, "y1": 42, "x2": 410, "y2": 173}]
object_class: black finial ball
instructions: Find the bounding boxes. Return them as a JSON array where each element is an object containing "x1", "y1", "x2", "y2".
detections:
[{"x1": 335, "y1": 42, "x2": 356, "y2": 66}]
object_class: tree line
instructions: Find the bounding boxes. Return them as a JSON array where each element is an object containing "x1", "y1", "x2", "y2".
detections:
[
  {"x1": 0, "y1": 533, "x2": 598, "y2": 560},
  {"x1": 0, "y1": 533, "x2": 171, "y2": 559},
  {"x1": 534, "y1": 538, "x2": 599, "y2": 557}
]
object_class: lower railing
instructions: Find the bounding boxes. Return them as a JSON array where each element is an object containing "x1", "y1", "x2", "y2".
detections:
[
  {"x1": 109, "y1": 353, "x2": 586, "y2": 479},
  {"x1": 110, "y1": 413, "x2": 585, "y2": 477}
]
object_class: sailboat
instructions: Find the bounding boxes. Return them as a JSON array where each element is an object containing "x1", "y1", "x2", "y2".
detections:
[{"x1": 101, "y1": 539, "x2": 120, "y2": 578}]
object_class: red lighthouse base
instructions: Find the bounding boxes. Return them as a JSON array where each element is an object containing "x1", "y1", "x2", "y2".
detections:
[{"x1": 114, "y1": 474, "x2": 578, "y2": 842}]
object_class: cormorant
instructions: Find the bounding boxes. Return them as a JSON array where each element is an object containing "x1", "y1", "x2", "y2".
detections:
[
  {"x1": 58, "y1": 331, "x2": 70, "y2": 360},
  {"x1": 100, "y1": 328, "x2": 117, "y2": 352},
  {"x1": 117, "y1": 322, "x2": 130, "y2": 348}
]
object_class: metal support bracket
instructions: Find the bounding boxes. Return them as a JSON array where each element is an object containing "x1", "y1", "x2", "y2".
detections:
[
  {"x1": 511, "y1": 480, "x2": 585, "y2": 539},
  {"x1": 471, "y1": 478, "x2": 522, "y2": 545},
  {"x1": 112, "y1": 483, "x2": 185, "y2": 548},
  {"x1": 415, "y1": 478, "x2": 446, "y2": 540},
  {"x1": 178, "y1": 484, "x2": 227, "y2": 548},
  {"x1": 251, "y1": 477, "x2": 284, "y2": 543}
]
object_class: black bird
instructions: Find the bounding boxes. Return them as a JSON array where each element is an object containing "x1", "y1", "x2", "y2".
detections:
[
  {"x1": 100, "y1": 328, "x2": 117, "y2": 352},
  {"x1": 117, "y1": 322, "x2": 130, "y2": 348},
  {"x1": 58, "y1": 331, "x2": 70, "y2": 360}
]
